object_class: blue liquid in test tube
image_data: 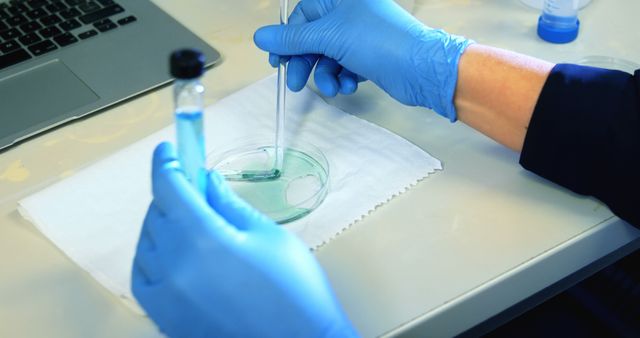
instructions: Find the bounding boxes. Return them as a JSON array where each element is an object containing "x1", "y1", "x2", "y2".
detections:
[{"x1": 175, "y1": 109, "x2": 206, "y2": 195}]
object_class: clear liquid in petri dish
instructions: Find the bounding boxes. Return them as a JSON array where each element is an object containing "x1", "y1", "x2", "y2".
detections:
[{"x1": 212, "y1": 144, "x2": 329, "y2": 224}]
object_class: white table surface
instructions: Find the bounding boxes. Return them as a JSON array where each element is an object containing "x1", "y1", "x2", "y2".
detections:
[{"x1": 1, "y1": 1, "x2": 639, "y2": 337}]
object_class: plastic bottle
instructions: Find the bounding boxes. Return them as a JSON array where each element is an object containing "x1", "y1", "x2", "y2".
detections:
[
  {"x1": 520, "y1": 0, "x2": 590, "y2": 10},
  {"x1": 170, "y1": 49, "x2": 207, "y2": 196},
  {"x1": 537, "y1": 0, "x2": 580, "y2": 43}
]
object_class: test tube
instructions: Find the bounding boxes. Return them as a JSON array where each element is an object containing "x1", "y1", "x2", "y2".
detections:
[{"x1": 170, "y1": 49, "x2": 207, "y2": 196}]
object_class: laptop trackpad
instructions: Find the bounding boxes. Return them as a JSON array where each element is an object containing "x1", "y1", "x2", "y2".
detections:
[{"x1": 0, "y1": 60, "x2": 100, "y2": 141}]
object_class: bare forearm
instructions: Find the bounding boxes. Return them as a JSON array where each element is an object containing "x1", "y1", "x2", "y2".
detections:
[{"x1": 454, "y1": 44, "x2": 554, "y2": 151}]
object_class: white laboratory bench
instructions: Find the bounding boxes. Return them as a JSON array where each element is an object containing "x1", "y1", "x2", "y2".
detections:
[{"x1": 1, "y1": 1, "x2": 639, "y2": 337}]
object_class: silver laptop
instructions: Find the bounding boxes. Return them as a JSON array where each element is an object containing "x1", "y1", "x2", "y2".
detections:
[{"x1": 0, "y1": 0, "x2": 221, "y2": 150}]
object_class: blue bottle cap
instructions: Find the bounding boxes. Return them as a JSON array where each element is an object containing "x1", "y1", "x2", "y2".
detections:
[{"x1": 537, "y1": 16, "x2": 580, "y2": 44}]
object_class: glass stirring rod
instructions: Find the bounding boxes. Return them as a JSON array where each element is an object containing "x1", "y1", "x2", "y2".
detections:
[
  {"x1": 273, "y1": 0, "x2": 289, "y2": 177},
  {"x1": 217, "y1": 0, "x2": 288, "y2": 182}
]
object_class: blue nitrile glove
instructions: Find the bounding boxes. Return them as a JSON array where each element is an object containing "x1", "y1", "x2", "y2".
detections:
[
  {"x1": 132, "y1": 142, "x2": 358, "y2": 338},
  {"x1": 254, "y1": 0, "x2": 473, "y2": 122}
]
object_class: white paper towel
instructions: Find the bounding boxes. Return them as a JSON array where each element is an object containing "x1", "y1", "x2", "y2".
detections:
[{"x1": 18, "y1": 74, "x2": 441, "y2": 302}]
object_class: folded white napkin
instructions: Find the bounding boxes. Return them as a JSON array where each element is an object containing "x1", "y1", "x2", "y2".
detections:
[{"x1": 18, "y1": 74, "x2": 441, "y2": 303}]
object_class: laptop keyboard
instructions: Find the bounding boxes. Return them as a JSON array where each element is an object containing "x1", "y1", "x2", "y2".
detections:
[{"x1": 0, "y1": 0, "x2": 136, "y2": 71}]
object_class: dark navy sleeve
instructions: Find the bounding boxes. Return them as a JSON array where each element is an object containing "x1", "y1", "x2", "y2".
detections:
[{"x1": 520, "y1": 64, "x2": 640, "y2": 228}]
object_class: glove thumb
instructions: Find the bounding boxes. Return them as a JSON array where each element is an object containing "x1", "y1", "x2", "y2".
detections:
[
  {"x1": 254, "y1": 22, "x2": 329, "y2": 58},
  {"x1": 206, "y1": 170, "x2": 278, "y2": 232}
]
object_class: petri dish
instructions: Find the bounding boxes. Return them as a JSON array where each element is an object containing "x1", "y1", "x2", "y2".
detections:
[
  {"x1": 576, "y1": 55, "x2": 640, "y2": 73},
  {"x1": 208, "y1": 138, "x2": 329, "y2": 224}
]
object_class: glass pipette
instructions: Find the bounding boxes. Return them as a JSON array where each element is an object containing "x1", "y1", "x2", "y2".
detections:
[
  {"x1": 223, "y1": 0, "x2": 288, "y2": 182},
  {"x1": 273, "y1": 0, "x2": 288, "y2": 178}
]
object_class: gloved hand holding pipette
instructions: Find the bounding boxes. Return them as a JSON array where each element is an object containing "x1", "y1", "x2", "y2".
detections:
[{"x1": 254, "y1": 0, "x2": 473, "y2": 121}]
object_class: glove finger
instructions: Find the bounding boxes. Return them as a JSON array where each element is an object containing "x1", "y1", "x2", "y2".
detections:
[
  {"x1": 137, "y1": 219, "x2": 155, "y2": 257},
  {"x1": 152, "y1": 142, "x2": 209, "y2": 214},
  {"x1": 138, "y1": 201, "x2": 166, "y2": 248},
  {"x1": 253, "y1": 0, "x2": 334, "y2": 54},
  {"x1": 314, "y1": 56, "x2": 341, "y2": 97},
  {"x1": 269, "y1": 53, "x2": 280, "y2": 68},
  {"x1": 138, "y1": 201, "x2": 187, "y2": 253},
  {"x1": 131, "y1": 261, "x2": 154, "y2": 291},
  {"x1": 133, "y1": 203, "x2": 173, "y2": 285},
  {"x1": 338, "y1": 68, "x2": 359, "y2": 95},
  {"x1": 206, "y1": 170, "x2": 278, "y2": 232},
  {"x1": 269, "y1": 53, "x2": 292, "y2": 67},
  {"x1": 288, "y1": 1, "x2": 308, "y2": 24},
  {"x1": 288, "y1": 54, "x2": 319, "y2": 92},
  {"x1": 151, "y1": 142, "x2": 183, "y2": 213},
  {"x1": 136, "y1": 230, "x2": 154, "y2": 253},
  {"x1": 151, "y1": 143, "x2": 239, "y2": 238},
  {"x1": 132, "y1": 250, "x2": 163, "y2": 285},
  {"x1": 131, "y1": 268, "x2": 173, "y2": 336},
  {"x1": 267, "y1": 2, "x2": 305, "y2": 68},
  {"x1": 254, "y1": 20, "x2": 330, "y2": 57}
]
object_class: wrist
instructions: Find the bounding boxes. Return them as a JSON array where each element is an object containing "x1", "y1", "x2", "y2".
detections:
[{"x1": 411, "y1": 28, "x2": 474, "y2": 122}]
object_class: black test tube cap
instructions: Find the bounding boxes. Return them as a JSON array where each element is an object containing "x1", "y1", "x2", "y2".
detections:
[{"x1": 170, "y1": 49, "x2": 205, "y2": 79}]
